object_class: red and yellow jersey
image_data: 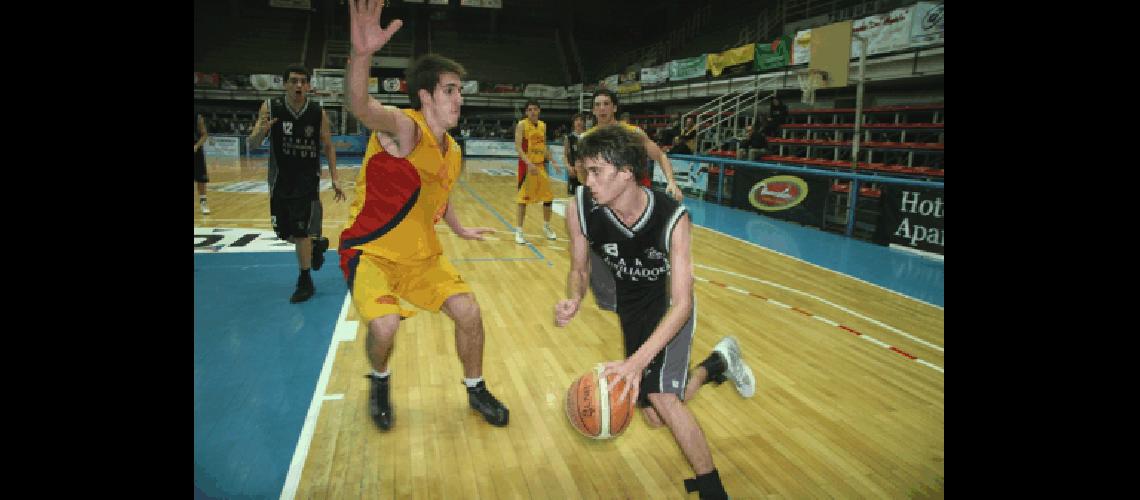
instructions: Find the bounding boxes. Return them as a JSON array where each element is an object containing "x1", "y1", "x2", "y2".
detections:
[
  {"x1": 339, "y1": 109, "x2": 462, "y2": 262},
  {"x1": 519, "y1": 119, "x2": 547, "y2": 164}
]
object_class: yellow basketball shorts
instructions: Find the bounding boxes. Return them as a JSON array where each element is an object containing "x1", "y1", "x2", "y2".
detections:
[
  {"x1": 516, "y1": 159, "x2": 554, "y2": 204},
  {"x1": 343, "y1": 251, "x2": 472, "y2": 322}
]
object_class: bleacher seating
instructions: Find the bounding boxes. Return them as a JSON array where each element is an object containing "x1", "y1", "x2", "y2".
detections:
[
  {"x1": 428, "y1": 31, "x2": 565, "y2": 86},
  {"x1": 194, "y1": 0, "x2": 310, "y2": 75}
]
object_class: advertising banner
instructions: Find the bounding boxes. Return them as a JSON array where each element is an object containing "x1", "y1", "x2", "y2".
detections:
[
  {"x1": 668, "y1": 55, "x2": 707, "y2": 80},
  {"x1": 731, "y1": 166, "x2": 830, "y2": 228},
  {"x1": 910, "y1": 2, "x2": 944, "y2": 47},
  {"x1": 874, "y1": 186, "x2": 944, "y2": 255},
  {"x1": 708, "y1": 43, "x2": 755, "y2": 77},
  {"x1": 464, "y1": 139, "x2": 519, "y2": 157},
  {"x1": 754, "y1": 36, "x2": 792, "y2": 71},
  {"x1": 204, "y1": 136, "x2": 242, "y2": 157},
  {"x1": 640, "y1": 64, "x2": 669, "y2": 85}
]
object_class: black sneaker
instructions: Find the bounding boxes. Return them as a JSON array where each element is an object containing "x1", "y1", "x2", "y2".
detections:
[
  {"x1": 366, "y1": 374, "x2": 393, "y2": 430},
  {"x1": 311, "y1": 237, "x2": 329, "y2": 271},
  {"x1": 289, "y1": 273, "x2": 315, "y2": 303},
  {"x1": 466, "y1": 381, "x2": 509, "y2": 426}
]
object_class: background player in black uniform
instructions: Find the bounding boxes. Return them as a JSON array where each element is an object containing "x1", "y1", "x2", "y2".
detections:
[
  {"x1": 248, "y1": 64, "x2": 347, "y2": 303},
  {"x1": 554, "y1": 124, "x2": 755, "y2": 500},
  {"x1": 563, "y1": 112, "x2": 586, "y2": 195},
  {"x1": 194, "y1": 112, "x2": 210, "y2": 214}
]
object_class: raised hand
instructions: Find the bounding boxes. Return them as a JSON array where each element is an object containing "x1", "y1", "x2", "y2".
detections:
[{"x1": 349, "y1": 0, "x2": 403, "y2": 57}]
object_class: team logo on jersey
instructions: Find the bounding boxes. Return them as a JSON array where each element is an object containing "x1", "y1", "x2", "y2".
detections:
[
  {"x1": 305, "y1": 125, "x2": 315, "y2": 138},
  {"x1": 283, "y1": 122, "x2": 294, "y2": 135},
  {"x1": 603, "y1": 243, "x2": 619, "y2": 256},
  {"x1": 644, "y1": 247, "x2": 665, "y2": 260}
]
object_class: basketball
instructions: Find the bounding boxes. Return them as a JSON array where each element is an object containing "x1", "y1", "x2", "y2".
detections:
[{"x1": 565, "y1": 364, "x2": 636, "y2": 439}]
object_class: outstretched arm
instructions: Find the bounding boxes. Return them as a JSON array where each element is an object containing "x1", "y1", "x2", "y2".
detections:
[
  {"x1": 347, "y1": 0, "x2": 414, "y2": 146},
  {"x1": 442, "y1": 198, "x2": 495, "y2": 240},
  {"x1": 642, "y1": 131, "x2": 682, "y2": 201},
  {"x1": 555, "y1": 197, "x2": 590, "y2": 327}
]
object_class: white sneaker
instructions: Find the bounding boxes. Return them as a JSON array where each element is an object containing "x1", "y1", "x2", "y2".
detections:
[
  {"x1": 543, "y1": 225, "x2": 557, "y2": 240},
  {"x1": 200, "y1": 201, "x2": 211, "y2": 215},
  {"x1": 514, "y1": 230, "x2": 526, "y2": 245},
  {"x1": 713, "y1": 336, "x2": 755, "y2": 398}
]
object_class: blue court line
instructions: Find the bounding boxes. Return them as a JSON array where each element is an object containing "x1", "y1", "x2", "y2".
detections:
[{"x1": 457, "y1": 179, "x2": 552, "y2": 267}]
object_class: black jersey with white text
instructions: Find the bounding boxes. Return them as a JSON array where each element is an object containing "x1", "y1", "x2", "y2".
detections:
[
  {"x1": 575, "y1": 185, "x2": 688, "y2": 315},
  {"x1": 267, "y1": 97, "x2": 323, "y2": 198}
]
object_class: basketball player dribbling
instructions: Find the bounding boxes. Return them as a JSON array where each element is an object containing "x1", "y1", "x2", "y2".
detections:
[{"x1": 554, "y1": 125, "x2": 756, "y2": 499}]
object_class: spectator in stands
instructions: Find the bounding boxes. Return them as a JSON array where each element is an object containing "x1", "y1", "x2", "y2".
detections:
[
  {"x1": 766, "y1": 95, "x2": 788, "y2": 137},
  {"x1": 194, "y1": 112, "x2": 211, "y2": 215},
  {"x1": 670, "y1": 135, "x2": 692, "y2": 155},
  {"x1": 737, "y1": 124, "x2": 768, "y2": 162},
  {"x1": 754, "y1": 112, "x2": 768, "y2": 136},
  {"x1": 657, "y1": 117, "x2": 679, "y2": 150},
  {"x1": 679, "y1": 115, "x2": 698, "y2": 153},
  {"x1": 341, "y1": 0, "x2": 510, "y2": 431},
  {"x1": 513, "y1": 100, "x2": 559, "y2": 245}
]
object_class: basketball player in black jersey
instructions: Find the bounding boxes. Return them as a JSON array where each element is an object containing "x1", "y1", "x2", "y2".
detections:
[
  {"x1": 248, "y1": 64, "x2": 347, "y2": 303},
  {"x1": 554, "y1": 125, "x2": 755, "y2": 500},
  {"x1": 563, "y1": 112, "x2": 586, "y2": 196}
]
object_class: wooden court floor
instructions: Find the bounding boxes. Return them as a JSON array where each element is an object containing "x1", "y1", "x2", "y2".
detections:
[{"x1": 195, "y1": 157, "x2": 945, "y2": 499}]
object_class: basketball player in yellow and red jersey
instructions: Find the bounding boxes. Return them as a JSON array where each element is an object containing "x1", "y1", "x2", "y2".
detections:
[
  {"x1": 338, "y1": 0, "x2": 509, "y2": 431},
  {"x1": 513, "y1": 100, "x2": 561, "y2": 245}
]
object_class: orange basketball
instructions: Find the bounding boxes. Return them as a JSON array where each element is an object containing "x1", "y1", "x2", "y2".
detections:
[{"x1": 565, "y1": 364, "x2": 636, "y2": 439}]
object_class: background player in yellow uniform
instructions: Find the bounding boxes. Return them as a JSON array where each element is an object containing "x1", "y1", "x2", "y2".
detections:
[
  {"x1": 513, "y1": 99, "x2": 561, "y2": 244},
  {"x1": 339, "y1": 0, "x2": 510, "y2": 430}
]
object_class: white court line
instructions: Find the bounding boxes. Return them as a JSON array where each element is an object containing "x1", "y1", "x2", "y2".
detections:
[
  {"x1": 694, "y1": 226, "x2": 943, "y2": 311},
  {"x1": 696, "y1": 263, "x2": 944, "y2": 353},
  {"x1": 280, "y1": 292, "x2": 359, "y2": 500},
  {"x1": 694, "y1": 273, "x2": 943, "y2": 373}
]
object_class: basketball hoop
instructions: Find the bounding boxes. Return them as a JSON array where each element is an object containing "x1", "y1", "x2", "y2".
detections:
[{"x1": 796, "y1": 69, "x2": 829, "y2": 104}]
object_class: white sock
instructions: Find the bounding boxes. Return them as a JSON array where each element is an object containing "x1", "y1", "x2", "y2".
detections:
[
  {"x1": 373, "y1": 369, "x2": 390, "y2": 379},
  {"x1": 463, "y1": 376, "x2": 484, "y2": 388},
  {"x1": 200, "y1": 196, "x2": 207, "y2": 202}
]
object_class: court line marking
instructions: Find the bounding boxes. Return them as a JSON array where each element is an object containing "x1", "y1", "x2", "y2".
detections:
[
  {"x1": 457, "y1": 179, "x2": 552, "y2": 267},
  {"x1": 696, "y1": 263, "x2": 943, "y2": 353},
  {"x1": 694, "y1": 225, "x2": 943, "y2": 311},
  {"x1": 280, "y1": 292, "x2": 358, "y2": 500},
  {"x1": 696, "y1": 275, "x2": 943, "y2": 374}
]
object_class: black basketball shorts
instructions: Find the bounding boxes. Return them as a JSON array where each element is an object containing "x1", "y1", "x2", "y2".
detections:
[{"x1": 271, "y1": 193, "x2": 323, "y2": 240}]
